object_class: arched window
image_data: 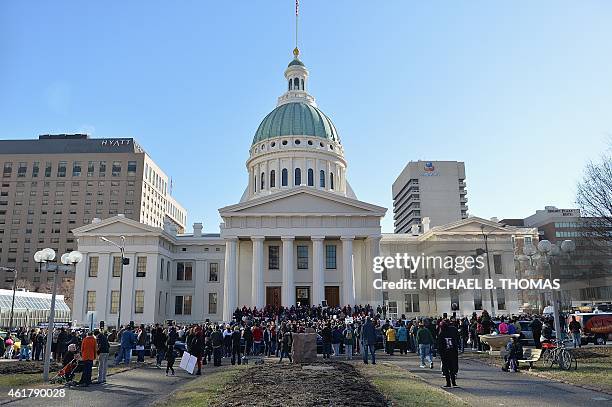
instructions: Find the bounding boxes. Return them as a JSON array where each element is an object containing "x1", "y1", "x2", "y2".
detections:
[
  {"x1": 301, "y1": 79, "x2": 304, "y2": 90},
  {"x1": 288, "y1": 79, "x2": 292, "y2": 91},
  {"x1": 261, "y1": 172, "x2": 265, "y2": 190},
  {"x1": 307, "y1": 168, "x2": 314, "y2": 186},
  {"x1": 320, "y1": 170, "x2": 325, "y2": 188},
  {"x1": 254, "y1": 174, "x2": 257, "y2": 192},
  {"x1": 294, "y1": 168, "x2": 301, "y2": 185},
  {"x1": 330, "y1": 172, "x2": 334, "y2": 190},
  {"x1": 294, "y1": 78, "x2": 299, "y2": 89},
  {"x1": 281, "y1": 168, "x2": 288, "y2": 186},
  {"x1": 270, "y1": 170, "x2": 276, "y2": 188}
]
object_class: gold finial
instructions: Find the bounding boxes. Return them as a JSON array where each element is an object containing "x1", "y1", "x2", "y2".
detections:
[{"x1": 293, "y1": 47, "x2": 300, "y2": 58}]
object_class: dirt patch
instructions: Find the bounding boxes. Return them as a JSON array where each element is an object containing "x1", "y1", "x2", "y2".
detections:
[
  {"x1": 0, "y1": 361, "x2": 60, "y2": 375},
  {"x1": 213, "y1": 361, "x2": 389, "y2": 407}
]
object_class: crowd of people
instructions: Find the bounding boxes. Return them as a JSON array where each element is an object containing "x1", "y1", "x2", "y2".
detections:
[{"x1": 1, "y1": 303, "x2": 585, "y2": 389}]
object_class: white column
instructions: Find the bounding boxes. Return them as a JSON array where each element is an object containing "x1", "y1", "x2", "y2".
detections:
[
  {"x1": 222, "y1": 237, "x2": 237, "y2": 321},
  {"x1": 367, "y1": 235, "x2": 382, "y2": 306},
  {"x1": 251, "y1": 236, "x2": 265, "y2": 309},
  {"x1": 341, "y1": 236, "x2": 355, "y2": 306},
  {"x1": 281, "y1": 236, "x2": 295, "y2": 307},
  {"x1": 311, "y1": 236, "x2": 325, "y2": 306}
]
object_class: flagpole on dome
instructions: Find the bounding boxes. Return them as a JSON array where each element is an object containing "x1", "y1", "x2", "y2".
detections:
[{"x1": 294, "y1": 0, "x2": 300, "y2": 58}]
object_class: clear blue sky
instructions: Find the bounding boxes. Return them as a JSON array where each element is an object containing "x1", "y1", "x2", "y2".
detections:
[{"x1": 1, "y1": 1, "x2": 610, "y2": 232}]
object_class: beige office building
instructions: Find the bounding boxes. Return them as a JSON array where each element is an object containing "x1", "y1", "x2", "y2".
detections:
[
  {"x1": 393, "y1": 160, "x2": 468, "y2": 233},
  {"x1": 0, "y1": 134, "x2": 186, "y2": 293}
]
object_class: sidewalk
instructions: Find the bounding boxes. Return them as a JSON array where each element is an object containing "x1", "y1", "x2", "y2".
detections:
[
  {"x1": 2, "y1": 364, "x2": 195, "y2": 407},
  {"x1": 376, "y1": 352, "x2": 612, "y2": 407}
]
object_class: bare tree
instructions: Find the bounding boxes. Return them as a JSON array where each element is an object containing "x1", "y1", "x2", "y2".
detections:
[
  {"x1": 576, "y1": 150, "x2": 612, "y2": 250},
  {"x1": 15, "y1": 278, "x2": 34, "y2": 291}
]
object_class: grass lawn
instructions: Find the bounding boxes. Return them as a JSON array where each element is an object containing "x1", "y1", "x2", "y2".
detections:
[
  {"x1": 0, "y1": 372, "x2": 45, "y2": 388},
  {"x1": 156, "y1": 365, "x2": 248, "y2": 407},
  {"x1": 355, "y1": 362, "x2": 468, "y2": 406}
]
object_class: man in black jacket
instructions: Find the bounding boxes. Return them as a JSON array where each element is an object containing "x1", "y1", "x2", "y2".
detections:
[
  {"x1": 95, "y1": 329, "x2": 110, "y2": 383},
  {"x1": 437, "y1": 320, "x2": 459, "y2": 388},
  {"x1": 231, "y1": 326, "x2": 242, "y2": 365}
]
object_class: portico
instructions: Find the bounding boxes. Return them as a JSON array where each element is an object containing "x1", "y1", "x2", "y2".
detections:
[{"x1": 219, "y1": 188, "x2": 386, "y2": 321}]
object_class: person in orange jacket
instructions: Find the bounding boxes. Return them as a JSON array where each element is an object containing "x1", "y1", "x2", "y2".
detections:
[{"x1": 78, "y1": 331, "x2": 97, "y2": 387}]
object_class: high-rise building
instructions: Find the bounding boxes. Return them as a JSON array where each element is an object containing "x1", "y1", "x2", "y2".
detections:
[
  {"x1": 0, "y1": 134, "x2": 186, "y2": 292},
  {"x1": 501, "y1": 206, "x2": 612, "y2": 308},
  {"x1": 392, "y1": 160, "x2": 468, "y2": 233}
]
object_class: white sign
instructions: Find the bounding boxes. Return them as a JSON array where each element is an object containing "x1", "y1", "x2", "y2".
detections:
[
  {"x1": 345, "y1": 317, "x2": 354, "y2": 325},
  {"x1": 179, "y1": 351, "x2": 197, "y2": 374}
]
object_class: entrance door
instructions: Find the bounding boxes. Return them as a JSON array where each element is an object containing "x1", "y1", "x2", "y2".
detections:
[
  {"x1": 296, "y1": 286, "x2": 310, "y2": 306},
  {"x1": 325, "y1": 286, "x2": 340, "y2": 307},
  {"x1": 266, "y1": 286, "x2": 282, "y2": 308}
]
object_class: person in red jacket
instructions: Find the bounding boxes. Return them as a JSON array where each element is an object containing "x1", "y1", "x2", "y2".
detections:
[
  {"x1": 78, "y1": 331, "x2": 97, "y2": 387},
  {"x1": 252, "y1": 323, "x2": 264, "y2": 356}
]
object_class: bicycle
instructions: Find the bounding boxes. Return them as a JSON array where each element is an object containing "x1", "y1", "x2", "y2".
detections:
[{"x1": 540, "y1": 339, "x2": 577, "y2": 370}]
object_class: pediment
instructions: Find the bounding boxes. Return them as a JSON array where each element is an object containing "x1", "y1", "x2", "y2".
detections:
[
  {"x1": 219, "y1": 187, "x2": 386, "y2": 217},
  {"x1": 431, "y1": 217, "x2": 510, "y2": 234},
  {"x1": 72, "y1": 216, "x2": 162, "y2": 236}
]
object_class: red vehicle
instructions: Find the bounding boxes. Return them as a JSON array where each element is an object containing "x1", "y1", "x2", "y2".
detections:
[{"x1": 568, "y1": 313, "x2": 612, "y2": 345}]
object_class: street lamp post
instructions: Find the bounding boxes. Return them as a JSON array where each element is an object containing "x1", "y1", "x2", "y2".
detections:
[
  {"x1": 480, "y1": 226, "x2": 496, "y2": 317},
  {"x1": 0, "y1": 267, "x2": 17, "y2": 332},
  {"x1": 34, "y1": 248, "x2": 83, "y2": 382},
  {"x1": 99, "y1": 236, "x2": 126, "y2": 329},
  {"x1": 537, "y1": 239, "x2": 575, "y2": 341}
]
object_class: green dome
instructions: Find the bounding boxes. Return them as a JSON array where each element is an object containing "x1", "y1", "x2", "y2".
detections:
[
  {"x1": 288, "y1": 58, "x2": 305, "y2": 67},
  {"x1": 253, "y1": 102, "x2": 340, "y2": 145}
]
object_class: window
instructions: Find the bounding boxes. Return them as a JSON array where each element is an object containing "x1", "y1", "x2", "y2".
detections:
[
  {"x1": 160, "y1": 259, "x2": 164, "y2": 279},
  {"x1": 450, "y1": 289, "x2": 460, "y2": 310},
  {"x1": 307, "y1": 168, "x2": 314, "y2": 186},
  {"x1": 524, "y1": 236, "x2": 532, "y2": 246},
  {"x1": 72, "y1": 161, "x2": 82, "y2": 177},
  {"x1": 209, "y1": 263, "x2": 219, "y2": 281},
  {"x1": 294, "y1": 168, "x2": 301, "y2": 185},
  {"x1": 99, "y1": 161, "x2": 106, "y2": 176},
  {"x1": 57, "y1": 161, "x2": 67, "y2": 177},
  {"x1": 330, "y1": 172, "x2": 334, "y2": 189},
  {"x1": 387, "y1": 301, "x2": 398, "y2": 316},
  {"x1": 496, "y1": 288, "x2": 506, "y2": 310},
  {"x1": 209, "y1": 293, "x2": 218, "y2": 314},
  {"x1": 17, "y1": 162, "x2": 27, "y2": 177},
  {"x1": 44, "y1": 162, "x2": 52, "y2": 177},
  {"x1": 32, "y1": 162, "x2": 39, "y2": 178},
  {"x1": 177, "y1": 262, "x2": 193, "y2": 281},
  {"x1": 470, "y1": 256, "x2": 480, "y2": 275},
  {"x1": 184, "y1": 295, "x2": 192, "y2": 315},
  {"x1": 493, "y1": 254, "x2": 502, "y2": 274},
  {"x1": 448, "y1": 256, "x2": 457, "y2": 275},
  {"x1": 3, "y1": 162, "x2": 12, "y2": 178},
  {"x1": 268, "y1": 246, "x2": 279, "y2": 270},
  {"x1": 297, "y1": 245, "x2": 308, "y2": 269},
  {"x1": 281, "y1": 168, "x2": 288, "y2": 186},
  {"x1": 112, "y1": 256, "x2": 122, "y2": 277},
  {"x1": 87, "y1": 161, "x2": 95, "y2": 176},
  {"x1": 325, "y1": 245, "x2": 336, "y2": 269},
  {"x1": 270, "y1": 170, "x2": 276, "y2": 188},
  {"x1": 293, "y1": 77, "x2": 299, "y2": 89},
  {"x1": 88, "y1": 256, "x2": 99, "y2": 277},
  {"x1": 404, "y1": 293, "x2": 420, "y2": 313},
  {"x1": 86, "y1": 291, "x2": 96, "y2": 312},
  {"x1": 112, "y1": 161, "x2": 121, "y2": 176},
  {"x1": 134, "y1": 290, "x2": 144, "y2": 313},
  {"x1": 473, "y1": 290, "x2": 483, "y2": 310},
  {"x1": 127, "y1": 161, "x2": 137, "y2": 176},
  {"x1": 136, "y1": 256, "x2": 147, "y2": 277},
  {"x1": 320, "y1": 170, "x2": 326, "y2": 187},
  {"x1": 174, "y1": 296, "x2": 183, "y2": 314}
]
